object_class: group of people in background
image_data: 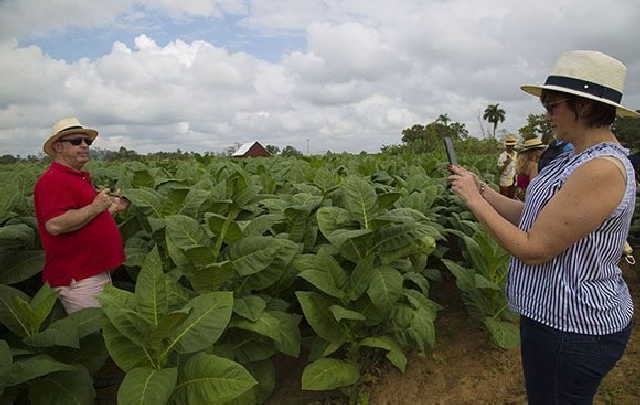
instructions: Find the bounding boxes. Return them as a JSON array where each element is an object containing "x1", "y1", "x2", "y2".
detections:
[{"x1": 498, "y1": 135, "x2": 575, "y2": 200}]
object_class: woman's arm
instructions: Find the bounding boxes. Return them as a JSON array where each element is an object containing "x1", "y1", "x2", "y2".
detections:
[
  {"x1": 481, "y1": 185, "x2": 524, "y2": 225},
  {"x1": 450, "y1": 159, "x2": 625, "y2": 264}
]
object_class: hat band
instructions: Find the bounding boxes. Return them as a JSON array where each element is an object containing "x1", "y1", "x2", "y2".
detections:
[{"x1": 544, "y1": 75, "x2": 622, "y2": 104}]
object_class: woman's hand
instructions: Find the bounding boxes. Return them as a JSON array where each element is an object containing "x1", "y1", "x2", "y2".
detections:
[{"x1": 447, "y1": 165, "x2": 483, "y2": 205}]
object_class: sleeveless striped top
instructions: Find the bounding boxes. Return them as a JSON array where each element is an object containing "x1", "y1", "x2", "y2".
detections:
[{"x1": 507, "y1": 142, "x2": 635, "y2": 335}]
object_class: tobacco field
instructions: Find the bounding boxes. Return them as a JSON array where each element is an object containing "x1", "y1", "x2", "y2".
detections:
[{"x1": 0, "y1": 152, "x2": 549, "y2": 404}]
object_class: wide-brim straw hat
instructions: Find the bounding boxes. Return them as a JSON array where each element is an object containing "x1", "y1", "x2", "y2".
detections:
[
  {"x1": 521, "y1": 50, "x2": 640, "y2": 119},
  {"x1": 504, "y1": 135, "x2": 517, "y2": 146},
  {"x1": 521, "y1": 138, "x2": 546, "y2": 152},
  {"x1": 44, "y1": 117, "x2": 98, "y2": 157}
]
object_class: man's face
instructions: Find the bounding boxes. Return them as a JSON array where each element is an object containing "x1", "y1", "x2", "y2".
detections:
[{"x1": 54, "y1": 134, "x2": 93, "y2": 169}]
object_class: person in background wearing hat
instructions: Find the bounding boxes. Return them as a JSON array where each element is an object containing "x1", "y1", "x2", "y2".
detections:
[
  {"x1": 515, "y1": 138, "x2": 547, "y2": 200},
  {"x1": 497, "y1": 135, "x2": 518, "y2": 197},
  {"x1": 34, "y1": 118, "x2": 128, "y2": 314},
  {"x1": 448, "y1": 50, "x2": 637, "y2": 404}
]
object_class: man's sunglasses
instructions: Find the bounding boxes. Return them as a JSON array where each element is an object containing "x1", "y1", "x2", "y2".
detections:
[
  {"x1": 542, "y1": 99, "x2": 569, "y2": 114},
  {"x1": 59, "y1": 137, "x2": 94, "y2": 146}
]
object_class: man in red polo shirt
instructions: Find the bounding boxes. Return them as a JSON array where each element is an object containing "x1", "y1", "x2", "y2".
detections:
[{"x1": 34, "y1": 117, "x2": 128, "y2": 313}]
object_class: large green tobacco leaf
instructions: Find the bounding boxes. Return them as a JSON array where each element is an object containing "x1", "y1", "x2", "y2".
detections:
[
  {"x1": 165, "y1": 215, "x2": 210, "y2": 249},
  {"x1": 0, "y1": 224, "x2": 34, "y2": 249},
  {"x1": 0, "y1": 284, "x2": 32, "y2": 337},
  {"x1": 173, "y1": 353, "x2": 257, "y2": 404},
  {"x1": 360, "y1": 336, "x2": 407, "y2": 372},
  {"x1": 0, "y1": 250, "x2": 45, "y2": 284},
  {"x1": 316, "y1": 207, "x2": 352, "y2": 239},
  {"x1": 233, "y1": 295, "x2": 266, "y2": 322},
  {"x1": 24, "y1": 316, "x2": 80, "y2": 348},
  {"x1": 166, "y1": 291, "x2": 233, "y2": 354},
  {"x1": 242, "y1": 214, "x2": 285, "y2": 237},
  {"x1": 135, "y1": 247, "x2": 167, "y2": 327},
  {"x1": 5, "y1": 354, "x2": 77, "y2": 387},
  {"x1": 441, "y1": 259, "x2": 474, "y2": 293},
  {"x1": 244, "y1": 359, "x2": 276, "y2": 404},
  {"x1": 205, "y1": 213, "x2": 242, "y2": 243},
  {"x1": 230, "y1": 310, "x2": 301, "y2": 357},
  {"x1": 30, "y1": 284, "x2": 59, "y2": 332},
  {"x1": 0, "y1": 339, "x2": 12, "y2": 378},
  {"x1": 483, "y1": 317, "x2": 520, "y2": 349},
  {"x1": 367, "y1": 266, "x2": 403, "y2": 311},
  {"x1": 349, "y1": 255, "x2": 375, "y2": 300},
  {"x1": 124, "y1": 188, "x2": 166, "y2": 218},
  {"x1": 342, "y1": 176, "x2": 378, "y2": 229},
  {"x1": 229, "y1": 237, "x2": 297, "y2": 276},
  {"x1": 187, "y1": 261, "x2": 235, "y2": 293},
  {"x1": 117, "y1": 367, "x2": 177, "y2": 405},
  {"x1": 295, "y1": 252, "x2": 347, "y2": 300},
  {"x1": 102, "y1": 322, "x2": 153, "y2": 372},
  {"x1": 28, "y1": 368, "x2": 95, "y2": 405},
  {"x1": 98, "y1": 285, "x2": 151, "y2": 347},
  {"x1": 295, "y1": 292, "x2": 345, "y2": 343},
  {"x1": 301, "y1": 358, "x2": 359, "y2": 391},
  {"x1": 179, "y1": 188, "x2": 211, "y2": 218},
  {"x1": 328, "y1": 305, "x2": 365, "y2": 322},
  {"x1": 25, "y1": 307, "x2": 106, "y2": 349}
]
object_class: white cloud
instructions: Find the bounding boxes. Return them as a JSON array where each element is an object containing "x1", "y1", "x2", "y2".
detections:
[{"x1": 1, "y1": 0, "x2": 640, "y2": 156}]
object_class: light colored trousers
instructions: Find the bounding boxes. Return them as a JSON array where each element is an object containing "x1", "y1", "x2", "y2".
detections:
[{"x1": 54, "y1": 272, "x2": 112, "y2": 314}]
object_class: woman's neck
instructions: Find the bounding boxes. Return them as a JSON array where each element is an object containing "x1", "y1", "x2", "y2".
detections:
[{"x1": 571, "y1": 127, "x2": 617, "y2": 154}]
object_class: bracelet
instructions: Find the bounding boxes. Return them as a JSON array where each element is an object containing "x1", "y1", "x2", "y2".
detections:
[{"x1": 478, "y1": 181, "x2": 488, "y2": 196}]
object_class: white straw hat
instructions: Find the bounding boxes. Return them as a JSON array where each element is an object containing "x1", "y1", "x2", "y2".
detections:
[
  {"x1": 521, "y1": 50, "x2": 639, "y2": 119},
  {"x1": 521, "y1": 138, "x2": 546, "y2": 152},
  {"x1": 43, "y1": 117, "x2": 98, "y2": 157}
]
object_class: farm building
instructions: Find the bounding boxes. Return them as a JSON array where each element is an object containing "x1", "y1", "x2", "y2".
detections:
[{"x1": 231, "y1": 141, "x2": 271, "y2": 158}]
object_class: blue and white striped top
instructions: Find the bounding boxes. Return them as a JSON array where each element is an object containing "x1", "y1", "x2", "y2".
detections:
[{"x1": 507, "y1": 142, "x2": 635, "y2": 335}]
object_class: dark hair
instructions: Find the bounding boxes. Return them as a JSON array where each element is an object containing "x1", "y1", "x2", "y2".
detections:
[{"x1": 541, "y1": 90, "x2": 616, "y2": 128}]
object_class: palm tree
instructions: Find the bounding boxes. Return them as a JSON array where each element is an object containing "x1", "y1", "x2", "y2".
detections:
[{"x1": 483, "y1": 104, "x2": 506, "y2": 138}]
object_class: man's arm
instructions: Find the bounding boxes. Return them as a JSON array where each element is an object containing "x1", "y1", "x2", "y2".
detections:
[{"x1": 45, "y1": 190, "x2": 112, "y2": 235}]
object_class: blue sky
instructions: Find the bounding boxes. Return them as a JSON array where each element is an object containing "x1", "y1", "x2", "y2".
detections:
[
  {"x1": 19, "y1": 7, "x2": 305, "y2": 63},
  {"x1": 1, "y1": 0, "x2": 639, "y2": 156}
]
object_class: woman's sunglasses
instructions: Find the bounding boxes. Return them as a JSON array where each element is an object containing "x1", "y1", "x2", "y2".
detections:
[
  {"x1": 542, "y1": 99, "x2": 569, "y2": 114},
  {"x1": 60, "y1": 137, "x2": 94, "y2": 146}
]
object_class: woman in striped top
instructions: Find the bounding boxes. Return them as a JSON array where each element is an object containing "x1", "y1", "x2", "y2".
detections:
[{"x1": 448, "y1": 50, "x2": 638, "y2": 404}]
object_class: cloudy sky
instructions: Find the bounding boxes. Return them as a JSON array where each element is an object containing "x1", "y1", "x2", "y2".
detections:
[{"x1": 1, "y1": 0, "x2": 639, "y2": 156}]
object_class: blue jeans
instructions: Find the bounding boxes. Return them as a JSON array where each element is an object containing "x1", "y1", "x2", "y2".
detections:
[{"x1": 520, "y1": 316, "x2": 632, "y2": 405}]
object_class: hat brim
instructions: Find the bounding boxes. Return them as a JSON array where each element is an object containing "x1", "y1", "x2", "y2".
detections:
[
  {"x1": 521, "y1": 144, "x2": 546, "y2": 152},
  {"x1": 520, "y1": 84, "x2": 640, "y2": 119},
  {"x1": 43, "y1": 128, "x2": 98, "y2": 157}
]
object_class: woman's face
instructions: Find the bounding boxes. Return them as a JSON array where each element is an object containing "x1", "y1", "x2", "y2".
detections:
[{"x1": 543, "y1": 95, "x2": 582, "y2": 142}]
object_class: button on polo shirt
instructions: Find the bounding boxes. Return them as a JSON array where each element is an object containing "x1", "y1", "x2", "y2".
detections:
[{"x1": 34, "y1": 162, "x2": 125, "y2": 287}]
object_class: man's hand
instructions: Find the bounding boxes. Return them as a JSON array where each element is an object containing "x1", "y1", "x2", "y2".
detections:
[
  {"x1": 109, "y1": 189, "x2": 130, "y2": 214},
  {"x1": 92, "y1": 189, "x2": 113, "y2": 214}
]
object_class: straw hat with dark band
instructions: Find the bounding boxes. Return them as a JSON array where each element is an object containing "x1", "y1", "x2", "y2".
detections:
[
  {"x1": 521, "y1": 138, "x2": 546, "y2": 152},
  {"x1": 43, "y1": 117, "x2": 98, "y2": 157},
  {"x1": 521, "y1": 50, "x2": 639, "y2": 119}
]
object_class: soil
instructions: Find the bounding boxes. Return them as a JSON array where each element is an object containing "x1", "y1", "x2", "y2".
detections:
[{"x1": 269, "y1": 262, "x2": 640, "y2": 405}]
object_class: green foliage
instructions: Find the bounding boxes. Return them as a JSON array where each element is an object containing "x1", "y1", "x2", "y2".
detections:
[
  {"x1": 518, "y1": 113, "x2": 553, "y2": 143},
  {"x1": 0, "y1": 151, "x2": 525, "y2": 403}
]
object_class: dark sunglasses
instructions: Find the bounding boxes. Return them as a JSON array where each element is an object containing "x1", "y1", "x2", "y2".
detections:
[
  {"x1": 542, "y1": 98, "x2": 569, "y2": 114},
  {"x1": 60, "y1": 137, "x2": 93, "y2": 146}
]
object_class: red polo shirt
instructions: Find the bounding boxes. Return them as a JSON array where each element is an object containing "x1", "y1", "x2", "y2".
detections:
[{"x1": 34, "y1": 162, "x2": 125, "y2": 287}]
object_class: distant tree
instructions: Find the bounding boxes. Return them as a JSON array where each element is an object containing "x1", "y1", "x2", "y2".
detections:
[
  {"x1": 281, "y1": 145, "x2": 302, "y2": 156},
  {"x1": 614, "y1": 116, "x2": 640, "y2": 151},
  {"x1": 483, "y1": 103, "x2": 506, "y2": 138},
  {"x1": 399, "y1": 116, "x2": 469, "y2": 153},
  {"x1": 518, "y1": 113, "x2": 553, "y2": 143},
  {"x1": 265, "y1": 144, "x2": 281, "y2": 155},
  {"x1": 0, "y1": 154, "x2": 18, "y2": 164}
]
